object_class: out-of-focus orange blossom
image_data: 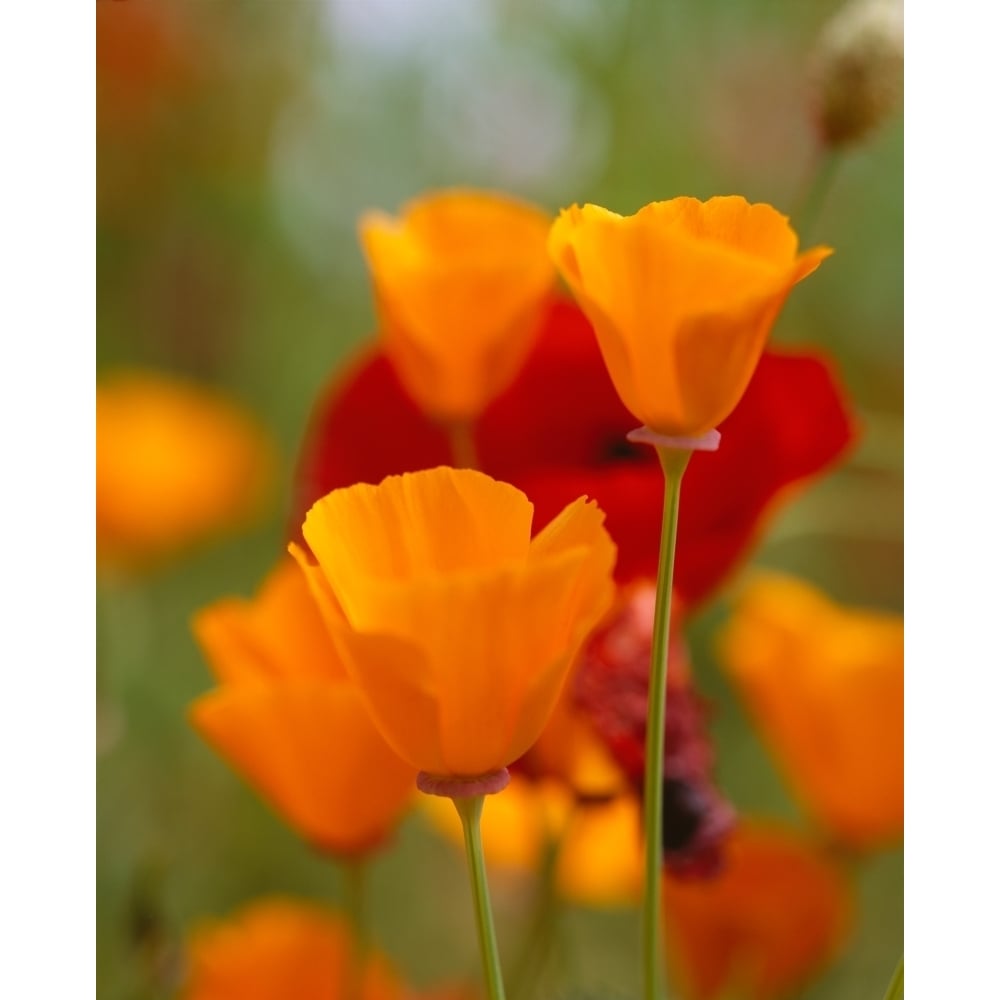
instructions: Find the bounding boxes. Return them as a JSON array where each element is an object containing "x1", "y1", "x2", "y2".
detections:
[
  {"x1": 97, "y1": 369, "x2": 275, "y2": 572},
  {"x1": 717, "y1": 573, "x2": 903, "y2": 850},
  {"x1": 548, "y1": 197, "x2": 831, "y2": 436},
  {"x1": 181, "y1": 898, "x2": 403, "y2": 1000},
  {"x1": 662, "y1": 823, "x2": 853, "y2": 1000},
  {"x1": 291, "y1": 468, "x2": 616, "y2": 780},
  {"x1": 190, "y1": 558, "x2": 416, "y2": 857},
  {"x1": 359, "y1": 190, "x2": 556, "y2": 424}
]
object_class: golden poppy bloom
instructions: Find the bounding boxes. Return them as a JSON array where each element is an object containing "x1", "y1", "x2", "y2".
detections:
[
  {"x1": 291, "y1": 467, "x2": 617, "y2": 780},
  {"x1": 97, "y1": 370, "x2": 274, "y2": 570},
  {"x1": 662, "y1": 823, "x2": 853, "y2": 1000},
  {"x1": 359, "y1": 189, "x2": 556, "y2": 423},
  {"x1": 182, "y1": 897, "x2": 402, "y2": 1000},
  {"x1": 717, "y1": 573, "x2": 903, "y2": 850},
  {"x1": 190, "y1": 558, "x2": 416, "y2": 856},
  {"x1": 547, "y1": 198, "x2": 832, "y2": 437}
]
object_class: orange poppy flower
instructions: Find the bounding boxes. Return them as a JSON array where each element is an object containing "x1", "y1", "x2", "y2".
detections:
[
  {"x1": 359, "y1": 189, "x2": 555, "y2": 424},
  {"x1": 547, "y1": 197, "x2": 832, "y2": 437},
  {"x1": 717, "y1": 573, "x2": 903, "y2": 850},
  {"x1": 190, "y1": 558, "x2": 416, "y2": 856},
  {"x1": 97, "y1": 370, "x2": 274, "y2": 571},
  {"x1": 181, "y1": 897, "x2": 402, "y2": 1000},
  {"x1": 291, "y1": 467, "x2": 616, "y2": 781},
  {"x1": 662, "y1": 823, "x2": 853, "y2": 1000}
]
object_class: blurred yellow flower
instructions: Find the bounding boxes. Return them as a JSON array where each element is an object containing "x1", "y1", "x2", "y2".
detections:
[
  {"x1": 555, "y1": 793, "x2": 644, "y2": 907},
  {"x1": 359, "y1": 189, "x2": 555, "y2": 424},
  {"x1": 420, "y1": 775, "x2": 572, "y2": 873},
  {"x1": 190, "y1": 558, "x2": 416, "y2": 856},
  {"x1": 291, "y1": 467, "x2": 616, "y2": 780},
  {"x1": 717, "y1": 573, "x2": 903, "y2": 849},
  {"x1": 97, "y1": 369, "x2": 274, "y2": 570},
  {"x1": 548, "y1": 197, "x2": 831, "y2": 437},
  {"x1": 662, "y1": 823, "x2": 853, "y2": 1000},
  {"x1": 421, "y1": 775, "x2": 643, "y2": 908},
  {"x1": 182, "y1": 897, "x2": 402, "y2": 1000}
]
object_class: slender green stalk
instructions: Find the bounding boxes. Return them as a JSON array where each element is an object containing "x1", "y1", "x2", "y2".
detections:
[
  {"x1": 508, "y1": 829, "x2": 561, "y2": 1000},
  {"x1": 344, "y1": 859, "x2": 367, "y2": 949},
  {"x1": 642, "y1": 448, "x2": 691, "y2": 1000},
  {"x1": 446, "y1": 421, "x2": 480, "y2": 470},
  {"x1": 795, "y1": 150, "x2": 841, "y2": 243},
  {"x1": 881, "y1": 956, "x2": 903, "y2": 1000},
  {"x1": 454, "y1": 796, "x2": 507, "y2": 1000}
]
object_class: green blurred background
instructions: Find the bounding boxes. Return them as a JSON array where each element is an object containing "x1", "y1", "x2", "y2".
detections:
[{"x1": 96, "y1": 1, "x2": 902, "y2": 997}]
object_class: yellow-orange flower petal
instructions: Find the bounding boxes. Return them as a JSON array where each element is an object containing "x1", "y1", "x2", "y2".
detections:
[
  {"x1": 97, "y1": 369, "x2": 274, "y2": 570},
  {"x1": 192, "y1": 558, "x2": 345, "y2": 685},
  {"x1": 548, "y1": 198, "x2": 831, "y2": 437},
  {"x1": 191, "y1": 559, "x2": 415, "y2": 856},
  {"x1": 662, "y1": 823, "x2": 853, "y2": 1000},
  {"x1": 717, "y1": 573, "x2": 903, "y2": 850},
  {"x1": 555, "y1": 793, "x2": 644, "y2": 907},
  {"x1": 182, "y1": 898, "x2": 402, "y2": 1000},
  {"x1": 359, "y1": 189, "x2": 556, "y2": 423},
  {"x1": 293, "y1": 467, "x2": 617, "y2": 778}
]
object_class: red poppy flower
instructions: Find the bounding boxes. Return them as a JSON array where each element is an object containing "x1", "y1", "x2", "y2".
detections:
[{"x1": 291, "y1": 297, "x2": 856, "y2": 611}]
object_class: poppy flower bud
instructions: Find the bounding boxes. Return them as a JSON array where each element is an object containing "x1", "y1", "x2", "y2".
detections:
[{"x1": 812, "y1": 0, "x2": 904, "y2": 147}]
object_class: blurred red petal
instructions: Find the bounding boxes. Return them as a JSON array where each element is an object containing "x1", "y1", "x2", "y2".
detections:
[{"x1": 290, "y1": 301, "x2": 856, "y2": 609}]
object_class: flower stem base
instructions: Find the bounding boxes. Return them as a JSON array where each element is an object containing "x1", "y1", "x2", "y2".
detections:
[
  {"x1": 417, "y1": 768, "x2": 510, "y2": 798},
  {"x1": 627, "y1": 426, "x2": 721, "y2": 453}
]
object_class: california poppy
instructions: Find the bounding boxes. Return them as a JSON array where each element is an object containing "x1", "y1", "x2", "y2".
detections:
[
  {"x1": 191, "y1": 558, "x2": 416, "y2": 856},
  {"x1": 717, "y1": 573, "x2": 904, "y2": 849},
  {"x1": 97, "y1": 369, "x2": 274, "y2": 571},
  {"x1": 548, "y1": 197, "x2": 832, "y2": 436},
  {"x1": 359, "y1": 189, "x2": 555, "y2": 425},
  {"x1": 291, "y1": 467, "x2": 616, "y2": 780},
  {"x1": 182, "y1": 898, "x2": 402, "y2": 1000},
  {"x1": 662, "y1": 822, "x2": 853, "y2": 1000}
]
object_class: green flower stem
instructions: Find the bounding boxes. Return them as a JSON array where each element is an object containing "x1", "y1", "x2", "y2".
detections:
[
  {"x1": 882, "y1": 956, "x2": 903, "y2": 1000},
  {"x1": 642, "y1": 448, "x2": 691, "y2": 1000},
  {"x1": 344, "y1": 859, "x2": 368, "y2": 1000},
  {"x1": 454, "y1": 795, "x2": 507, "y2": 1000},
  {"x1": 508, "y1": 829, "x2": 561, "y2": 1000},
  {"x1": 446, "y1": 421, "x2": 480, "y2": 470},
  {"x1": 795, "y1": 149, "x2": 841, "y2": 243}
]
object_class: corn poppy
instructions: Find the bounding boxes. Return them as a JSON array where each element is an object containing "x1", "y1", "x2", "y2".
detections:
[
  {"x1": 547, "y1": 197, "x2": 832, "y2": 437},
  {"x1": 290, "y1": 467, "x2": 616, "y2": 781},
  {"x1": 662, "y1": 822, "x2": 853, "y2": 1000},
  {"x1": 717, "y1": 573, "x2": 903, "y2": 849},
  {"x1": 97, "y1": 369, "x2": 274, "y2": 571},
  {"x1": 190, "y1": 558, "x2": 416, "y2": 856},
  {"x1": 358, "y1": 189, "x2": 555, "y2": 425},
  {"x1": 289, "y1": 298, "x2": 854, "y2": 609}
]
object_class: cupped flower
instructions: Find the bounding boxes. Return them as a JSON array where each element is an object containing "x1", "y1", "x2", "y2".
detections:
[
  {"x1": 97, "y1": 369, "x2": 275, "y2": 571},
  {"x1": 717, "y1": 573, "x2": 904, "y2": 850},
  {"x1": 662, "y1": 823, "x2": 853, "y2": 1000},
  {"x1": 181, "y1": 898, "x2": 403, "y2": 1000},
  {"x1": 291, "y1": 467, "x2": 616, "y2": 780},
  {"x1": 190, "y1": 558, "x2": 416, "y2": 856},
  {"x1": 359, "y1": 189, "x2": 556, "y2": 424},
  {"x1": 548, "y1": 197, "x2": 832, "y2": 436}
]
